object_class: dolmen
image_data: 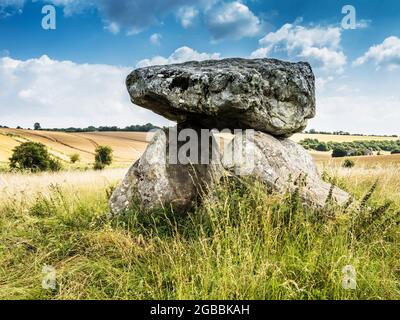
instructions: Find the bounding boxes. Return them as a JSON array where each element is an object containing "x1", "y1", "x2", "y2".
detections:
[{"x1": 109, "y1": 58, "x2": 349, "y2": 214}]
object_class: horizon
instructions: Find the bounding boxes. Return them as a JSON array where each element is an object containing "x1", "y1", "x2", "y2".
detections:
[
  {"x1": 1, "y1": 0, "x2": 400, "y2": 135},
  {"x1": 1, "y1": 123, "x2": 399, "y2": 138}
]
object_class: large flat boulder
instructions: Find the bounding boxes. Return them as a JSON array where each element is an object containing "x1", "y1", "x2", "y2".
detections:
[
  {"x1": 127, "y1": 58, "x2": 316, "y2": 137},
  {"x1": 222, "y1": 131, "x2": 349, "y2": 208}
]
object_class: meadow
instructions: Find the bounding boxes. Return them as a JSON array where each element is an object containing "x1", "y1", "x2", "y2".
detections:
[{"x1": 0, "y1": 129, "x2": 399, "y2": 300}]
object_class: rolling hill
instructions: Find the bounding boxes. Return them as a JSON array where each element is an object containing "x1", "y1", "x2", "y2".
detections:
[
  {"x1": 0, "y1": 128, "x2": 150, "y2": 166},
  {"x1": 1, "y1": 128, "x2": 400, "y2": 168}
]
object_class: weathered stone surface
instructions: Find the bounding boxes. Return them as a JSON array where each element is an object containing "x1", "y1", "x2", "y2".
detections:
[
  {"x1": 109, "y1": 128, "x2": 222, "y2": 214},
  {"x1": 222, "y1": 131, "x2": 349, "y2": 208},
  {"x1": 127, "y1": 58, "x2": 315, "y2": 137}
]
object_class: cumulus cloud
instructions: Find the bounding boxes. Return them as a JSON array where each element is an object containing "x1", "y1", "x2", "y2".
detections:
[
  {"x1": 205, "y1": 1, "x2": 261, "y2": 40},
  {"x1": 353, "y1": 36, "x2": 400, "y2": 70},
  {"x1": 0, "y1": 55, "x2": 169, "y2": 128},
  {"x1": 250, "y1": 47, "x2": 271, "y2": 59},
  {"x1": 136, "y1": 46, "x2": 220, "y2": 68},
  {"x1": 251, "y1": 23, "x2": 347, "y2": 72}
]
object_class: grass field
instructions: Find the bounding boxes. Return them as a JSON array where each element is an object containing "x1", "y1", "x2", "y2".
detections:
[
  {"x1": 1, "y1": 129, "x2": 399, "y2": 300},
  {"x1": 0, "y1": 160, "x2": 399, "y2": 299}
]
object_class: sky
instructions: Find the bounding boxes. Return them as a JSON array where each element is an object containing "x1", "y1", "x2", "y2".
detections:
[{"x1": 0, "y1": 0, "x2": 399, "y2": 135}]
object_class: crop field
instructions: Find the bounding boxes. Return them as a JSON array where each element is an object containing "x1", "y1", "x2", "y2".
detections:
[
  {"x1": 1, "y1": 128, "x2": 400, "y2": 170},
  {"x1": 0, "y1": 128, "x2": 151, "y2": 167}
]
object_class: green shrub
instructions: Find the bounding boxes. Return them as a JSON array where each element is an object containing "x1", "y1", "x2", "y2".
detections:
[
  {"x1": 70, "y1": 153, "x2": 80, "y2": 164},
  {"x1": 9, "y1": 142, "x2": 50, "y2": 172},
  {"x1": 49, "y1": 158, "x2": 63, "y2": 172},
  {"x1": 9, "y1": 142, "x2": 64, "y2": 172},
  {"x1": 316, "y1": 142, "x2": 330, "y2": 152},
  {"x1": 342, "y1": 159, "x2": 355, "y2": 168},
  {"x1": 332, "y1": 147, "x2": 348, "y2": 158},
  {"x1": 93, "y1": 161, "x2": 105, "y2": 170},
  {"x1": 94, "y1": 146, "x2": 113, "y2": 170}
]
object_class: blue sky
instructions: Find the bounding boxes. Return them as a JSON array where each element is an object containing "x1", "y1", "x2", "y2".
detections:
[{"x1": 1, "y1": 0, "x2": 400, "y2": 134}]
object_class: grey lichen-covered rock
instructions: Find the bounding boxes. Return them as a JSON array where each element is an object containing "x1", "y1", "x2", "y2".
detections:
[
  {"x1": 109, "y1": 128, "x2": 223, "y2": 214},
  {"x1": 127, "y1": 58, "x2": 316, "y2": 137},
  {"x1": 222, "y1": 131, "x2": 349, "y2": 208}
]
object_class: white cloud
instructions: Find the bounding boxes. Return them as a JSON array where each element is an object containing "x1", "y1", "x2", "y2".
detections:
[
  {"x1": 0, "y1": 0, "x2": 24, "y2": 18},
  {"x1": 354, "y1": 36, "x2": 400, "y2": 70},
  {"x1": 249, "y1": 47, "x2": 271, "y2": 59},
  {"x1": 0, "y1": 55, "x2": 169, "y2": 128},
  {"x1": 136, "y1": 46, "x2": 220, "y2": 67},
  {"x1": 205, "y1": 1, "x2": 261, "y2": 40},
  {"x1": 177, "y1": 6, "x2": 198, "y2": 28},
  {"x1": 104, "y1": 22, "x2": 120, "y2": 34},
  {"x1": 315, "y1": 76, "x2": 333, "y2": 91},
  {"x1": 150, "y1": 33, "x2": 162, "y2": 46},
  {"x1": 252, "y1": 23, "x2": 347, "y2": 72},
  {"x1": 309, "y1": 94, "x2": 400, "y2": 135}
]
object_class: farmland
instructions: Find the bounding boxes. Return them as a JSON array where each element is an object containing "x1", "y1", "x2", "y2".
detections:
[
  {"x1": 0, "y1": 128, "x2": 150, "y2": 168},
  {"x1": 1, "y1": 128, "x2": 400, "y2": 170}
]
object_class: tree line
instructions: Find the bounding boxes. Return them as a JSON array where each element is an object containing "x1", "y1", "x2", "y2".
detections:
[
  {"x1": 1, "y1": 123, "x2": 160, "y2": 132},
  {"x1": 300, "y1": 138, "x2": 400, "y2": 157},
  {"x1": 305, "y1": 129, "x2": 398, "y2": 138}
]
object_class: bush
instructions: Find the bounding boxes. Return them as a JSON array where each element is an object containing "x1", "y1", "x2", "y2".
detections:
[
  {"x1": 342, "y1": 159, "x2": 355, "y2": 168},
  {"x1": 93, "y1": 161, "x2": 105, "y2": 171},
  {"x1": 49, "y1": 158, "x2": 63, "y2": 172},
  {"x1": 9, "y1": 142, "x2": 63, "y2": 172},
  {"x1": 316, "y1": 142, "x2": 330, "y2": 152},
  {"x1": 70, "y1": 153, "x2": 80, "y2": 164},
  {"x1": 94, "y1": 146, "x2": 113, "y2": 170},
  {"x1": 9, "y1": 142, "x2": 50, "y2": 172},
  {"x1": 332, "y1": 147, "x2": 348, "y2": 158}
]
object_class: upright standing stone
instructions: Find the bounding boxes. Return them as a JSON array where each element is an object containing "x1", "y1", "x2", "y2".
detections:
[
  {"x1": 222, "y1": 131, "x2": 349, "y2": 207},
  {"x1": 110, "y1": 127, "x2": 223, "y2": 214}
]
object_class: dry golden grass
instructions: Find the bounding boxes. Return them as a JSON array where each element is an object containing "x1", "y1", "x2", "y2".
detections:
[
  {"x1": 0, "y1": 168, "x2": 127, "y2": 203},
  {"x1": 310, "y1": 151, "x2": 400, "y2": 168}
]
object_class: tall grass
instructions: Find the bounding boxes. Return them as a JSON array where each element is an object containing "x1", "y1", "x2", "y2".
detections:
[{"x1": 0, "y1": 168, "x2": 399, "y2": 300}]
